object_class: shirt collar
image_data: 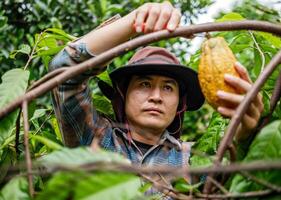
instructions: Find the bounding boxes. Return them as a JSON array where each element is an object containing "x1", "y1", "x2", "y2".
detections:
[{"x1": 113, "y1": 128, "x2": 182, "y2": 150}]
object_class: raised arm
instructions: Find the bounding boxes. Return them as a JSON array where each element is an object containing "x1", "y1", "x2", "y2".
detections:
[{"x1": 49, "y1": 2, "x2": 182, "y2": 147}]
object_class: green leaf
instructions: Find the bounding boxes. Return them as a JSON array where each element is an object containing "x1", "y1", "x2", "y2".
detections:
[
  {"x1": 173, "y1": 178, "x2": 202, "y2": 193},
  {"x1": 92, "y1": 93, "x2": 114, "y2": 117},
  {"x1": 37, "y1": 36, "x2": 57, "y2": 49},
  {"x1": 190, "y1": 112, "x2": 228, "y2": 167},
  {"x1": 216, "y1": 12, "x2": 245, "y2": 22},
  {"x1": 0, "y1": 69, "x2": 29, "y2": 148},
  {"x1": 30, "y1": 134, "x2": 62, "y2": 151},
  {"x1": 46, "y1": 28, "x2": 77, "y2": 41},
  {"x1": 0, "y1": 15, "x2": 7, "y2": 28},
  {"x1": 76, "y1": 172, "x2": 141, "y2": 200},
  {"x1": 30, "y1": 109, "x2": 47, "y2": 121},
  {"x1": 0, "y1": 176, "x2": 30, "y2": 200},
  {"x1": 257, "y1": 32, "x2": 281, "y2": 49},
  {"x1": 37, "y1": 46, "x2": 64, "y2": 56},
  {"x1": 37, "y1": 147, "x2": 130, "y2": 170},
  {"x1": 0, "y1": 149, "x2": 12, "y2": 183},
  {"x1": 36, "y1": 171, "x2": 141, "y2": 200},
  {"x1": 9, "y1": 44, "x2": 31, "y2": 59},
  {"x1": 97, "y1": 70, "x2": 112, "y2": 87},
  {"x1": 230, "y1": 120, "x2": 281, "y2": 193},
  {"x1": 100, "y1": 0, "x2": 107, "y2": 15},
  {"x1": 49, "y1": 117, "x2": 62, "y2": 142}
]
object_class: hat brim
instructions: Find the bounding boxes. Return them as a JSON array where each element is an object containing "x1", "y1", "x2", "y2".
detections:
[{"x1": 99, "y1": 64, "x2": 205, "y2": 111}]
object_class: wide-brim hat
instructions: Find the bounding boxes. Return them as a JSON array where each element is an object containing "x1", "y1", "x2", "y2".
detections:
[{"x1": 99, "y1": 46, "x2": 205, "y2": 111}]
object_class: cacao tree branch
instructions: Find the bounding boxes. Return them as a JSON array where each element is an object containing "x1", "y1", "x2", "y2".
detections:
[
  {"x1": 240, "y1": 171, "x2": 281, "y2": 192},
  {"x1": 22, "y1": 101, "x2": 34, "y2": 198},
  {"x1": 23, "y1": 33, "x2": 42, "y2": 70},
  {"x1": 0, "y1": 20, "x2": 281, "y2": 119},
  {"x1": 207, "y1": 176, "x2": 229, "y2": 194},
  {"x1": 27, "y1": 67, "x2": 67, "y2": 91},
  {"x1": 28, "y1": 159, "x2": 281, "y2": 178},
  {"x1": 15, "y1": 108, "x2": 21, "y2": 159},
  {"x1": 257, "y1": 69, "x2": 281, "y2": 131},
  {"x1": 196, "y1": 189, "x2": 277, "y2": 199}
]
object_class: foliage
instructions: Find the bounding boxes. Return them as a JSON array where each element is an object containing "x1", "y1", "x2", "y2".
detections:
[
  {"x1": 229, "y1": 120, "x2": 281, "y2": 197},
  {"x1": 190, "y1": 112, "x2": 228, "y2": 168},
  {"x1": 0, "y1": 0, "x2": 281, "y2": 199},
  {"x1": 35, "y1": 148, "x2": 142, "y2": 200}
]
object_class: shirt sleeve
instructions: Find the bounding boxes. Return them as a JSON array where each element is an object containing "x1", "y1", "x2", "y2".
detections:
[{"x1": 49, "y1": 42, "x2": 109, "y2": 147}]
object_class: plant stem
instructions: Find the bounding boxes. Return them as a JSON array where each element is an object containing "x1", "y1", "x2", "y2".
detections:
[{"x1": 22, "y1": 101, "x2": 34, "y2": 198}]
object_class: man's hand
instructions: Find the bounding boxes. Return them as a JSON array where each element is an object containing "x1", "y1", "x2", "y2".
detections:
[
  {"x1": 133, "y1": 1, "x2": 181, "y2": 33},
  {"x1": 216, "y1": 62, "x2": 264, "y2": 141}
]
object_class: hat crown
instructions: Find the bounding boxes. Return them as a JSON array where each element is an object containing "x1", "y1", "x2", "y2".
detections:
[{"x1": 128, "y1": 46, "x2": 180, "y2": 65}]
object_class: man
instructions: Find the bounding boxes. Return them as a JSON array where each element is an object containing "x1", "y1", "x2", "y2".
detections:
[{"x1": 49, "y1": 1, "x2": 263, "y2": 181}]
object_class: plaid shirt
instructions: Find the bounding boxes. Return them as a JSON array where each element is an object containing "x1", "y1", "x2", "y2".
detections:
[{"x1": 49, "y1": 42, "x2": 192, "y2": 174}]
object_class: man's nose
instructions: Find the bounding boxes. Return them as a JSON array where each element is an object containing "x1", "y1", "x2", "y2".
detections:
[{"x1": 148, "y1": 87, "x2": 162, "y2": 103}]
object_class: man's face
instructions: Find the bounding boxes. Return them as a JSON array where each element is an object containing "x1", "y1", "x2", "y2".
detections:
[{"x1": 125, "y1": 75, "x2": 179, "y2": 133}]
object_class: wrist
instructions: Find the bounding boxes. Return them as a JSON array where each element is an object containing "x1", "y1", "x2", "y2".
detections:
[{"x1": 122, "y1": 10, "x2": 138, "y2": 36}]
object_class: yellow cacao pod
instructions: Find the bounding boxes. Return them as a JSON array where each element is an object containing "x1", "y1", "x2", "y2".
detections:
[{"x1": 198, "y1": 37, "x2": 240, "y2": 109}]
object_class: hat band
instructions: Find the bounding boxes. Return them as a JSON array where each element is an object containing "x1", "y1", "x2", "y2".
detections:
[{"x1": 130, "y1": 55, "x2": 177, "y2": 65}]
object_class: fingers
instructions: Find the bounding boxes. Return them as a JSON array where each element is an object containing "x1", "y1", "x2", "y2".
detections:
[
  {"x1": 167, "y1": 8, "x2": 181, "y2": 31},
  {"x1": 234, "y1": 62, "x2": 252, "y2": 83},
  {"x1": 144, "y1": 4, "x2": 161, "y2": 33},
  {"x1": 134, "y1": 3, "x2": 150, "y2": 33},
  {"x1": 223, "y1": 62, "x2": 264, "y2": 113},
  {"x1": 217, "y1": 105, "x2": 259, "y2": 130},
  {"x1": 217, "y1": 91, "x2": 244, "y2": 105},
  {"x1": 154, "y1": 3, "x2": 172, "y2": 31},
  {"x1": 134, "y1": 2, "x2": 181, "y2": 33},
  {"x1": 217, "y1": 90, "x2": 261, "y2": 118},
  {"x1": 224, "y1": 74, "x2": 252, "y2": 93},
  {"x1": 217, "y1": 62, "x2": 265, "y2": 136}
]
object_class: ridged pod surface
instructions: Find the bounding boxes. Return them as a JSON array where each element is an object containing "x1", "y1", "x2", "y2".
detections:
[{"x1": 198, "y1": 37, "x2": 240, "y2": 109}]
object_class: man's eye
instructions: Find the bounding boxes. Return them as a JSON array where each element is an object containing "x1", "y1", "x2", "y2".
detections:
[
  {"x1": 163, "y1": 85, "x2": 173, "y2": 91},
  {"x1": 140, "y1": 82, "x2": 151, "y2": 88}
]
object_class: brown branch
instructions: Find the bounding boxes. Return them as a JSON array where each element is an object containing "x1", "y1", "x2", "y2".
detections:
[
  {"x1": 204, "y1": 50, "x2": 281, "y2": 193},
  {"x1": 206, "y1": 176, "x2": 229, "y2": 194},
  {"x1": 15, "y1": 108, "x2": 21, "y2": 159},
  {"x1": 258, "y1": 69, "x2": 281, "y2": 130},
  {"x1": 269, "y1": 69, "x2": 281, "y2": 112},
  {"x1": 22, "y1": 101, "x2": 34, "y2": 198},
  {"x1": 27, "y1": 67, "x2": 67, "y2": 91},
  {"x1": 1, "y1": 20, "x2": 281, "y2": 119},
  {"x1": 23, "y1": 32, "x2": 43, "y2": 70},
  {"x1": 141, "y1": 174, "x2": 192, "y2": 200},
  {"x1": 196, "y1": 189, "x2": 276, "y2": 199},
  {"x1": 30, "y1": 159, "x2": 281, "y2": 179},
  {"x1": 240, "y1": 171, "x2": 281, "y2": 192}
]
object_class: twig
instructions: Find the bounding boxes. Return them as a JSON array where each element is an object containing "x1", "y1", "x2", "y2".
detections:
[
  {"x1": 240, "y1": 171, "x2": 281, "y2": 192},
  {"x1": 32, "y1": 110, "x2": 53, "y2": 136},
  {"x1": 196, "y1": 189, "x2": 276, "y2": 199},
  {"x1": 141, "y1": 174, "x2": 192, "y2": 200},
  {"x1": 257, "y1": 69, "x2": 281, "y2": 131},
  {"x1": 15, "y1": 108, "x2": 21, "y2": 159},
  {"x1": 27, "y1": 68, "x2": 67, "y2": 91},
  {"x1": 249, "y1": 30, "x2": 266, "y2": 72},
  {"x1": 23, "y1": 32, "x2": 43, "y2": 71},
  {"x1": 30, "y1": 159, "x2": 281, "y2": 178},
  {"x1": 1, "y1": 20, "x2": 281, "y2": 119},
  {"x1": 227, "y1": 143, "x2": 237, "y2": 162},
  {"x1": 22, "y1": 101, "x2": 34, "y2": 197},
  {"x1": 206, "y1": 176, "x2": 229, "y2": 194}
]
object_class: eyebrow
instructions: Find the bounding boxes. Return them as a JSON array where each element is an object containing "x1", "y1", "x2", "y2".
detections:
[{"x1": 134, "y1": 75, "x2": 178, "y2": 86}]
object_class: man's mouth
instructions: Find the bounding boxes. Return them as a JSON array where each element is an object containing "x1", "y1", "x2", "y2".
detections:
[{"x1": 143, "y1": 108, "x2": 164, "y2": 114}]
